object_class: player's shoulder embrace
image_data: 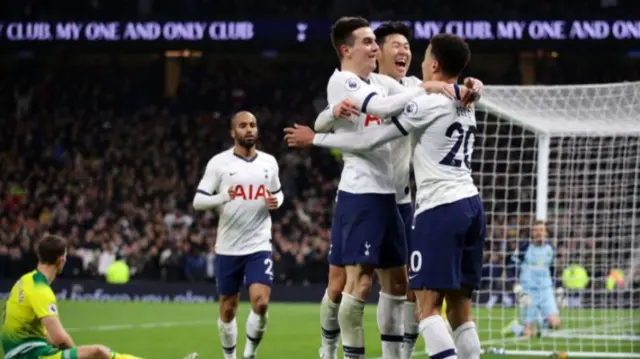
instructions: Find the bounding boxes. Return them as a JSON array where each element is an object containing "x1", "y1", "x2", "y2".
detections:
[
  {"x1": 370, "y1": 72, "x2": 393, "y2": 83},
  {"x1": 405, "y1": 92, "x2": 453, "y2": 117},
  {"x1": 423, "y1": 92, "x2": 455, "y2": 106},
  {"x1": 404, "y1": 75, "x2": 422, "y2": 87},
  {"x1": 328, "y1": 70, "x2": 364, "y2": 92}
]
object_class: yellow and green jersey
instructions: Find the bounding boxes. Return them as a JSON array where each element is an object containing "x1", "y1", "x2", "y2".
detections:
[{"x1": 2, "y1": 270, "x2": 59, "y2": 359}]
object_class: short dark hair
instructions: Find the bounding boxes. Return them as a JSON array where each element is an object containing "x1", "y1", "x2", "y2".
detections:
[
  {"x1": 330, "y1": 16, "x2": 370, "y2": 59},
  {"x1": 374, "y1": 21, "x2": 411, "y2": 46},
  {"x1": 230, "y1": 111, "x2": 256, "y2": 129},
  {"x1": 429, "y1": 33, "x2": 471, "y2": 78},
  {"x1": 37, "y1": 234, "x2": 67, "y2": 265}
]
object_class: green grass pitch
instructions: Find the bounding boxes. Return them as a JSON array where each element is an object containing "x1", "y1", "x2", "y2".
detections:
[{"x1": 1, "y1": 301, "x2": 638, "y2": 358}]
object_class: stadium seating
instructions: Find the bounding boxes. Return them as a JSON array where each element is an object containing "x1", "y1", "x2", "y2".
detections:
[{"x1": 0, "y1": 44, "x2": 638, "y2": 291}]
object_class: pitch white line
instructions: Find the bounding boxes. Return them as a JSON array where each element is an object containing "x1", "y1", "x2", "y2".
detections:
[
  {"x1": 545, "y1": 333, "x2": 640, "y2": 341},
  {"x1": 551, "y1": 317, "x2": 638, "y2": 335},
  {"x1": 368, "y1": 318, "x2": 640, "y2": 359},
  {"x1": 66, "y1": 320, "x2": 212, "y2": 332},
  {"x1": 63, "y1": 318, "x2": 638, "y2": 358}
]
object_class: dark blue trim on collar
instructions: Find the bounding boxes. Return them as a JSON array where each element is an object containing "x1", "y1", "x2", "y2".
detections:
[{"x1": 233, "y1": 152, "x2": 258, "y2": 162}]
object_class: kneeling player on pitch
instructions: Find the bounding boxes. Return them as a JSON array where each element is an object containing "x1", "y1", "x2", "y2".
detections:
[
  {"x1": 507, "y1": 221, "x2": 562, "y2": 338},
  {"x1": 1, "y1": 234, "x2": 196, "y2": 359}
]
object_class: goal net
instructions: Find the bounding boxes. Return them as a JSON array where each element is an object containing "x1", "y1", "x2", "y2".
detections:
[{"x1": 473, "y1": 82, "x2": 640, "y2": 358}]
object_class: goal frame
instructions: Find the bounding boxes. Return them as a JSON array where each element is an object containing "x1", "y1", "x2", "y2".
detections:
[{"x1": 475, "y1": 82, "x2": 640, "y2": 358}]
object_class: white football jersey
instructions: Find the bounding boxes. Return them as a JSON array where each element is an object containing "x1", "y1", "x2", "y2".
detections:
[
  {"x1": 196, "y1": 149, "x2": 281, "y2": 255},
  {"x1": 389, "y1": 75, "x2": 422, "y2": 204},
  {"x1": 326, "y1": 70, "x2": 411, "y2": 194},
  {"x1": 396, "y1": 93, "x2": 479, "y2": 215}
]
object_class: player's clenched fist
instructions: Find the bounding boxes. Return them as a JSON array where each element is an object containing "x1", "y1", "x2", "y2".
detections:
[
  {"x1": 332, "y1": 99, "x2": 360, "y2": 120},
  {"x1": 283, "y1": 124, "x2": 315, "y2": 148},
  {"x1": 464, "y1": 77, "x2": 483, "y2": 94},
  {"x1": 264, "y1": 190, "x2": 279, "y2": 210},
  {"x1": 462, "y1": 77, "x2": 483, "y2": 105}
]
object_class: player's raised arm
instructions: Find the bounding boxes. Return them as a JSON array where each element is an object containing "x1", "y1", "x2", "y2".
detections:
[
  {"x1": 314, "y1": 107, "x2": 335, "y2": 133},
  {"x1": 394, "y1": 94, "x2": 453, "y2": 133},
  {"x1": 378, "y1": 72, "x2": 483, "y2": 107},
  {"x1": 193, "y1": 157, "x2": 231, "y2": 210},
  {"x1": 328, "y1": 70, "x2": 426, "y2": 119},
  {"x1": 286, "y1": 94, "x2": 452, "y2": 152},
  {"x1": 314, "y1": 100, "x2": 360, "y2": 133},
  {"x1": 311, "y1": 122, "x2": 404, "y2": 152}
]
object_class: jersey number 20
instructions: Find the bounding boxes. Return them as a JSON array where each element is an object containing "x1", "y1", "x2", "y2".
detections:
[{"x1": 439, "y1": 121, "x2": 477, "y2": 169}]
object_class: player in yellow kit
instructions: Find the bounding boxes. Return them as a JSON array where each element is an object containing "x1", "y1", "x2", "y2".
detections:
[{"x1": 1, "y1": 234, "x2": 198, "y2": 359}]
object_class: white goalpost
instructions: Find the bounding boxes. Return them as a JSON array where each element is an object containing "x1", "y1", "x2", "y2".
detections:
[{"x1": 473, "y1": 82, "x2": 640, "y2": 357}]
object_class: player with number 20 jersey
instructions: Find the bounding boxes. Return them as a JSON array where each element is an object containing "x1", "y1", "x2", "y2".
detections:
[
  {"x1": 301, "y1": 33, "x2": 486, "y2": 359},
  {"x1": 310, "y1": 76, "x2": 485, "y2": 294}
]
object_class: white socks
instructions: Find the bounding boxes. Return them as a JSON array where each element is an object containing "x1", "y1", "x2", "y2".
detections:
[
  {"x1": 338, "y1": 293, "x2": 366, "y2": 359},
  {"x1": 377, "y1": 292, "x2": 405, "y2": 359},
  {"x1": 320, "y1": 291, "x2": 341, "y2": 359},
  {"x1": 452, "y1": 321, "x2": 481, "y2": 359},
  {"x1": 244, "y1": 310, "x2": 268, "y2": 358},
  {"x1": 402, "y1": 301, "x2": 419, "y2": 359},
  {"x1": 419, "y1": 315, "x2": 457, "y2": 359},
  {"x1": 217, "y1": 317, "x2": 238, "y2": 359}
]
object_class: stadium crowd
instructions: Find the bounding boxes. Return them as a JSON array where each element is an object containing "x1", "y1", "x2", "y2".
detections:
[{"x1": 1, "y1": 50, "x2": 639, "y2": 294}]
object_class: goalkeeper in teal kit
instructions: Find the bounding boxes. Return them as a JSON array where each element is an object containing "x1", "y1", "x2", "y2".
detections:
[{"x1": 504, "y1": 221, "x2": 562, "y2": 338}]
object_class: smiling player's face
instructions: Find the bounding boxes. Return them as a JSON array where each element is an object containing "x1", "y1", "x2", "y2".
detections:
[
  {"x1": 346, "y1": 27, "x2": 378, "y2": 73},
  {"x1": 231, "y1": 117, "x2": 258, "y2": 149},
  {"x1": 377, "y1": 34, "x2": 411, "y2": 80}
]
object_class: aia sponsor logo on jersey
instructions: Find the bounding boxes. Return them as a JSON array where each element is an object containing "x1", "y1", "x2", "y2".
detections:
[
  {"x1": 232, "y1": 184, "x2": 267, "y2": 200},
  {"x1": 364, "y1": 114, "x2": 382, "y2": 127}
]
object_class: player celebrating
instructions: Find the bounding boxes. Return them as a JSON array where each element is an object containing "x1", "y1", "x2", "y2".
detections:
[
  {"x1": 312, "y1": 16, "x2": 481, "y2": 359},
  {"x1": 193, "y1": 111, "x2": 284, "y2": 359},
  {"x1": 505, "y1": 221, "x2": 561, "y2": 338},
  {"x1": 1, "y1": 234, "x2": 177, "y2": 359},
  {"x1": 286, "y1": 33, "x2": 484, "y2": 359},
  {"x1": 314, "y1": 21, "x2": 482, "y2": 359},
  {"x1": 371, "y1": 22, "x2": 422, "y2": 359}
]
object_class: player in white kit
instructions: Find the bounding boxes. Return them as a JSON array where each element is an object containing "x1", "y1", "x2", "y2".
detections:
[
  {"x1": 312, "y1": 22, "x2": 482, "y2": 359},
  {"x1": 192, "y1": 111, "x2": 284, "y2": 359},
  {"x1": 286, "y1": 34, "x2": 485, "y2": 359},
  {"x1": 311, "y1": 16, "x2": 472, "y2": 359}
]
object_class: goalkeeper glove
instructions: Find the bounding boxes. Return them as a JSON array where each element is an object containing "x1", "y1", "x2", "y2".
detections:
[{"x1": 513, "y1": 284, "x2": 531, "y2": 308}]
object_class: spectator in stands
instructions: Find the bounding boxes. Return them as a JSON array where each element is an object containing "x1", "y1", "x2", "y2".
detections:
[
  {"x1": 0, "y1": 44, "x2": 638, "y2": 288},
  {"x1": 60, "y1": 246, "x2": 85, "y2": 278},
  {"x1": 0, "y1": 244, "x2": 9, "y2": 277}
]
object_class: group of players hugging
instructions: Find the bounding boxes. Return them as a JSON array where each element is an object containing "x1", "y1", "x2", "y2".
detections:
[{"x1": 2, "y1": 16, "x2": 563, "y2": 359}]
